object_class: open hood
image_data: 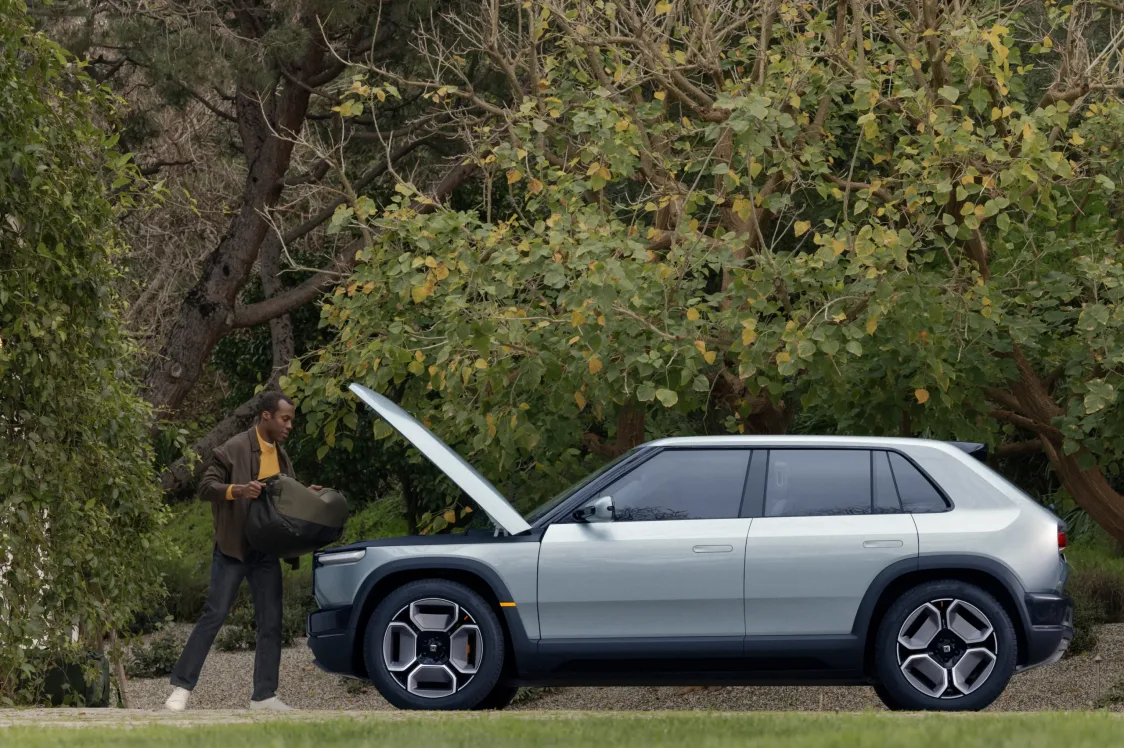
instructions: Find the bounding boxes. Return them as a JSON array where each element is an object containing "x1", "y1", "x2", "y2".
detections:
[{"x1": 349, "y1": 384, "x2": 532, "y2": 536}]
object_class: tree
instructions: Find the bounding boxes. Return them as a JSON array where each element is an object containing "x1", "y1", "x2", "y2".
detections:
[
  {"x1": 291, "y1": 0, "x2": 1124, "y2": 540},
  {"x1": 29, "y1": 0, "x2": 482, "y2": 497},
  {"x1": 0, "y1": 0, "x2": 168, "y2": 700}
]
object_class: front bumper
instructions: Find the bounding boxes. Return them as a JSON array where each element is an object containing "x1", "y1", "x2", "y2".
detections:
[
  {"x1": 1017, "y1": 593, "x2": 1074, "y2": 672},
  {"x1": 307, "y1": 606, "x2": 357, "y2": 677}
]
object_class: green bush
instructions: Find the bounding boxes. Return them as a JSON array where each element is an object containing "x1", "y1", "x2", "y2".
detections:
[
  {"x1": 1064, "y1": 539, "x2": 1124, "y2": 656},
  {"x1": 128, "y1": 632, "x2": 183, "y2": 679}
]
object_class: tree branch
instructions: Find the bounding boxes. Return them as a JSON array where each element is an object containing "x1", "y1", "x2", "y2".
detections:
[
  {"x1": 281, "y1": 135, "x2": 433, "y2": 244},
  {"x1": 233, "y1": 159, "x2": 478, "y2": 328}
]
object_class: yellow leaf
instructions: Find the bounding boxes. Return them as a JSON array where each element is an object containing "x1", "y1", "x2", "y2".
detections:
[
  {"x1": 507, "y1": 169, "x2": 523, "y2": 184},
  {"x1": 915, "y1": 388, "x2": 930, "y2": 404},
  {"x1": 474, "y1": 358, "x2": 489, "y2": 369},
  {"x1": 597, "y1": 315, "x2": 606, "y2": 326},
  {"x1": 425, "y1": 256, "x2": 438, "y2": 268},
  {"x1": 703, "y1": 350, "x2": 717, "y2": 365},
  {"x1": 1070, "y1": 132, "x2": 1085, "y2": 146},
  {"x1": 567, "y1": 335, "x2": 580, "y2": 345},
  {"x1": 686, "y1": 307, "x2": 700, "y2": 321},
  {"x1": 615, "y1": 119, "x2": 630, "y2": 132},
  {"x1": 529, "y1": 178, "x2": 544, "y2": 194},
  {"x1": 654, "y1": 90, "x2": 666, "y2": 101},
  {"x1": 742, "y1": 328, "x2": 757, "y2": 346},
  {"x1": 598, "y1": 166, "x2": 611, "y2": 180},
  {"x1": 1022, "y1": 122, "x2": 1034, "y2": 141},
  {"x1": 831, "y1": 238, "x2": 847, "y2": 256},
  {"x1": 655, "y1": 0, "x2": 672, "y2": 13},
  {"x1": 588, "y1": 357, "x2": 604, "y2": 374},
  {"x1": 362, "y1": 281, "x2": 375, "y2": 294},
  {"x1": 990, "y1": 107, "x2": 1003, "y2": 121},
  {"x1": 411, "y1": 284, "x2": 430, "y2": 303},
  {"x1": 866, "y1": 317, "x2": 879, "y2": 335},
  {"x1": 414, "y1": 350, "x2": 424, "y2": 362},
  {"x1": 434, "y1": 263, "x2": 450, "y2": 281},
  {"x1": 572, "y1": 309, "x2": 587, "y2": 326},
  {"x1": 776, "y1": 351, "x2": 792, "y2": 364},
  {"x1": 574, "y1": 391, "x2": 587, "y2": 411},
  {"x1": 586, "y1": 162, "x2": 602, "y2": 176},
  {"x1": 347, "y1": 282, "x2": 358, "y2": 296},
  {"x1": 1042, "y1": 35, "x2": 1053, "y2": 49},
  {"x1": 693, "y1": 340, "x2": 707, "y2": 356},
  {"x1": 443, "y1": 510, "x2": 456, "y2": 524},
  {"x1": 794, "y1": 220, "x2": 811, "y2": 237}
]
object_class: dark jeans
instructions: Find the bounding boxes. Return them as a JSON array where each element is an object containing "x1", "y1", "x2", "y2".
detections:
[{"x1": 170, "y1": 548, "x2": 282, "y2": 702}]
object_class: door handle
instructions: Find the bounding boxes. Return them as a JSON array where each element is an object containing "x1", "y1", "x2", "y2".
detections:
[
  {"x1": 693, "y1": 544, "x2": 734, "y2": 553},
  {"x1": 863, "y1": 539, "x2": 904, "y2": 548}
]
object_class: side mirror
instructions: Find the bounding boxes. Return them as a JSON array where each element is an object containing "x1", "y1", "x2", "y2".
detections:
[{"x1": 573, "y1": 495, "x2": 615, "y2": 523}]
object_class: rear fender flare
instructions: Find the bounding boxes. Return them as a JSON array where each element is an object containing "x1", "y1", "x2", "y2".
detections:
[{"x1": 852, "y1": 554, "x2": 1031, "y2": 668}]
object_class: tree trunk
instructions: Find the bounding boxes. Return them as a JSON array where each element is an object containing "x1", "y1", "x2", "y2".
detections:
[
  {"x1": 142, "y1": 45, "x2": 322, "y2": 418},
  {"x1": 1005, "y1": 346, "x2": 1124, "y2": 541},
  {"x1": 399, "y1": 468, "x2": 420, "y2": 535}
]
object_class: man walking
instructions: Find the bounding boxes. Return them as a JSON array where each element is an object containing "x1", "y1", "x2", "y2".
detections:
[{"x1": 165, "y1": 392, "x2": 317, "y2": 711}]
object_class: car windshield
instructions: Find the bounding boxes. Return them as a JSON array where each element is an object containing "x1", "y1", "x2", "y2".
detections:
[{"x1": 523, "y1": 448, "x2": 638, "y2": 524}]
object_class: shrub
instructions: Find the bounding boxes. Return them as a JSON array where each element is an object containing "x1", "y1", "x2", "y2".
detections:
[
  {"x1": 1065, "y1": 566, "x2": 1124, "y2": 656},
  {"x1": 127, "y1": 633, "x2": 183, "y2": 679}
]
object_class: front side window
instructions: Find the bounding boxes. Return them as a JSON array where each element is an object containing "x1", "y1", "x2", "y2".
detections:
[
  {"x1": 764, "y1": 449, "x2": 871, "y2": 517},
  {"x1": 599, "y1": 449, "x2": 751, "y2": 521}
]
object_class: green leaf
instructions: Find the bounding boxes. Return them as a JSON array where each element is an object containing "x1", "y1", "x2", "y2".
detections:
[
  {"x1": 655, "y1": 388, "x2": 679, "y2": 407},
  {"x1": 637, "y1": 383, "x2": 656, "y2": 402},
  {"x1": 845, "y1": 341, "x2": 863, "y2": 357},
  {"x1": 938, "y1": 86, "x2": 960, "y2": 103}
]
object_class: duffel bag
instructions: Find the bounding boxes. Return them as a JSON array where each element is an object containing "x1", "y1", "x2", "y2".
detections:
[{"x1": 246, "y1": 475, "x2": 349, "y2": 558}]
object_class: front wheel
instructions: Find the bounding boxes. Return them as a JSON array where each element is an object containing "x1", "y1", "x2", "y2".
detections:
[
  {"x1": 873, "y1": 580, "x2": 1017, "y2": 711},
  {"x1": 363, "y1": 579, "x2": 506, "y2": 710}
]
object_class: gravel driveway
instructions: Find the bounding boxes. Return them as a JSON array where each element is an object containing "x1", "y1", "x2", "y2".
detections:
[{"x1": 121, "y1": 623, "x2": 1124, "y2": 712}]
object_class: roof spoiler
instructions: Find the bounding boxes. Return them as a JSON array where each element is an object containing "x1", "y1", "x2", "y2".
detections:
[{"x1": 948, "y1": 441, "x2": 988, "y2": 463}]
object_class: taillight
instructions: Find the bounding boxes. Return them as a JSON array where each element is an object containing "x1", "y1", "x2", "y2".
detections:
[{"x1": 1057, "y1": 528, "x2": 1067, "y2": 552}]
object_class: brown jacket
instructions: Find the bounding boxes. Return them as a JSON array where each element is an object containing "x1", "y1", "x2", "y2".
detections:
[{"x1": 199, "y1": 426, "x2": 295, "y2": 561}]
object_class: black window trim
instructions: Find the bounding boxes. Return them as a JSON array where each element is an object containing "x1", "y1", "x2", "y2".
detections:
[
  {"x1": 543, "y1": 443, "x2": 953, "y2": 527},
  {"x1": 741, "y1": 445, "x2": 953, "y2": 519}
]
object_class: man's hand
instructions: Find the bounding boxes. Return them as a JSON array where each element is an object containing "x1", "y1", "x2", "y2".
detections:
[
  {"x1": 309, "y1": 485, "x2": 323, "y2": 491},
  {"x1": 234, "y1": 481, "x2": 266, "y2": 499}
]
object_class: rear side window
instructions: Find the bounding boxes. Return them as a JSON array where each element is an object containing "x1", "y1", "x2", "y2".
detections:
[
  {"x1": 603, "y1": 449, "x2": 751, "y2": 521},
  {"x1": 888, "y1": 452, "x2": 949, "y2": 513},
  {"x1": 764, "y1": 450, "x2": 871, "y2": 517}
]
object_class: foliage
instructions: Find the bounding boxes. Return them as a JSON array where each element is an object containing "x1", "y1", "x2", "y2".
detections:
[
  {"x1": 214, "y1": 588, "x2": 312, "y2": 651},
  {"x1": 0, "y1": 0, "x2": 169, "y2": 701},
  {"x1": 290, "y1": 0, "x2": 1124, "y2": 535},
  {"x1": 127, "y1": 632, "x2": 182, "y2": 679}
]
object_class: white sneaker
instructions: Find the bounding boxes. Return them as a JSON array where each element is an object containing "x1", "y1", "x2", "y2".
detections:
[
  {"x1": 249, "y1": 696, "x2": 293, "y2": 711},
  {"x1": 165, "y1": 687, "x2": 190, "y2": 712}
]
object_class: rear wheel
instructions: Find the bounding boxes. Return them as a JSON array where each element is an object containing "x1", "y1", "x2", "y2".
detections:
[
  {"x1": 473, "y1": 684, "x2": 519, "y2": 710},
  {"x1": 874, "y1": 580, "x2": 1016, "y2": 712},
  {"x1": 363, "y1": 579, "x2": 505, "y2": 710}
]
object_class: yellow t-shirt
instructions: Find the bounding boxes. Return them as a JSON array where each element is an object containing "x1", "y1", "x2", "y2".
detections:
[
  {"x1": 256, "y1": 428, "x2": 280, "y2": 480},
  {"x1": 225, "y1": 427, "x2": 281, "y2": 499}
]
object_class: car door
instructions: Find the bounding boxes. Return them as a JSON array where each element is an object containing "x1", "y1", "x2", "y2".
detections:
[
  {"x1": 537, "y1": 448, "x2": 753, "y2": 639},
  {"x1": 743, "y1": 449, "x2": 919, "y2": 636}
]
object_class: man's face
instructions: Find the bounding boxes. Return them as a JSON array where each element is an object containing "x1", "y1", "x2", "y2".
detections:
[{"x1": 261, "y1": 400, "x2": 296, "y2": 444}]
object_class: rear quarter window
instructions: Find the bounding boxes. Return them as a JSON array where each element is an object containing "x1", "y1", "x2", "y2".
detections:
[{"x1": 888, "y1": 452, "x2": 950, "y2": 513}]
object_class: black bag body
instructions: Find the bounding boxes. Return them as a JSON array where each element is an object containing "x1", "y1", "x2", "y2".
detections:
[{"x1": 246, "y1": 475, "x2": 349, "y2": 558}]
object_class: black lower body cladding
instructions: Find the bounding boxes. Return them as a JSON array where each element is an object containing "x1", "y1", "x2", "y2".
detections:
[{"x1": 247, "y1": 476, "x2": 348, "y2": 558}]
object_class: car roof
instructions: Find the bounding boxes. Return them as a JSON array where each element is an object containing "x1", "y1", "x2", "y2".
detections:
[{"x1": 641, "y1": 435, "x2": 967, "y2": 453}]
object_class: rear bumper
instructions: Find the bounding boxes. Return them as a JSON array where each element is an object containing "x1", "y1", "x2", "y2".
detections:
[
  {"x1": 307, "y1": 606, "x2": 357, "y2": 678},
  {"x1": 1017, "y1": 593, "x2": 1074, "y2": 672}
]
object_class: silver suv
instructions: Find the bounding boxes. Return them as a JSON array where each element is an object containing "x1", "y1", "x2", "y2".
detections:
[{"x1": 307, "y1": 384, "x2": 1073, "y2": 712}]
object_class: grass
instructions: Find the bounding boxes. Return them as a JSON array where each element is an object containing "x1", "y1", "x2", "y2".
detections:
[{"x1": 3, "y1": 712, "x2": 1124, "y2": 748}]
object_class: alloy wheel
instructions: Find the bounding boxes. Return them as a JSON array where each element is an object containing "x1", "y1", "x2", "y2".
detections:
[
  {"x1": 381, "y1": 597, "x2": 484, "y2": 698},
  {"x1": 896, "y1": 598, "x2": 998, "y2": 699}
]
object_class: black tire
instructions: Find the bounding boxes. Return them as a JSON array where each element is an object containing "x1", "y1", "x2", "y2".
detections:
[
  {"x1": 363, "y1": 579, "x2": 505, "y2": 710},
  {"x1": 874, "y1": 580, "x2": 1017, "y2": 712},
  {"x1": 472, "y1": 684, "x2": 519, "y2": 711},
  {"x1": 872, "y1": 682, "x2": 904, "y2": 711}
]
